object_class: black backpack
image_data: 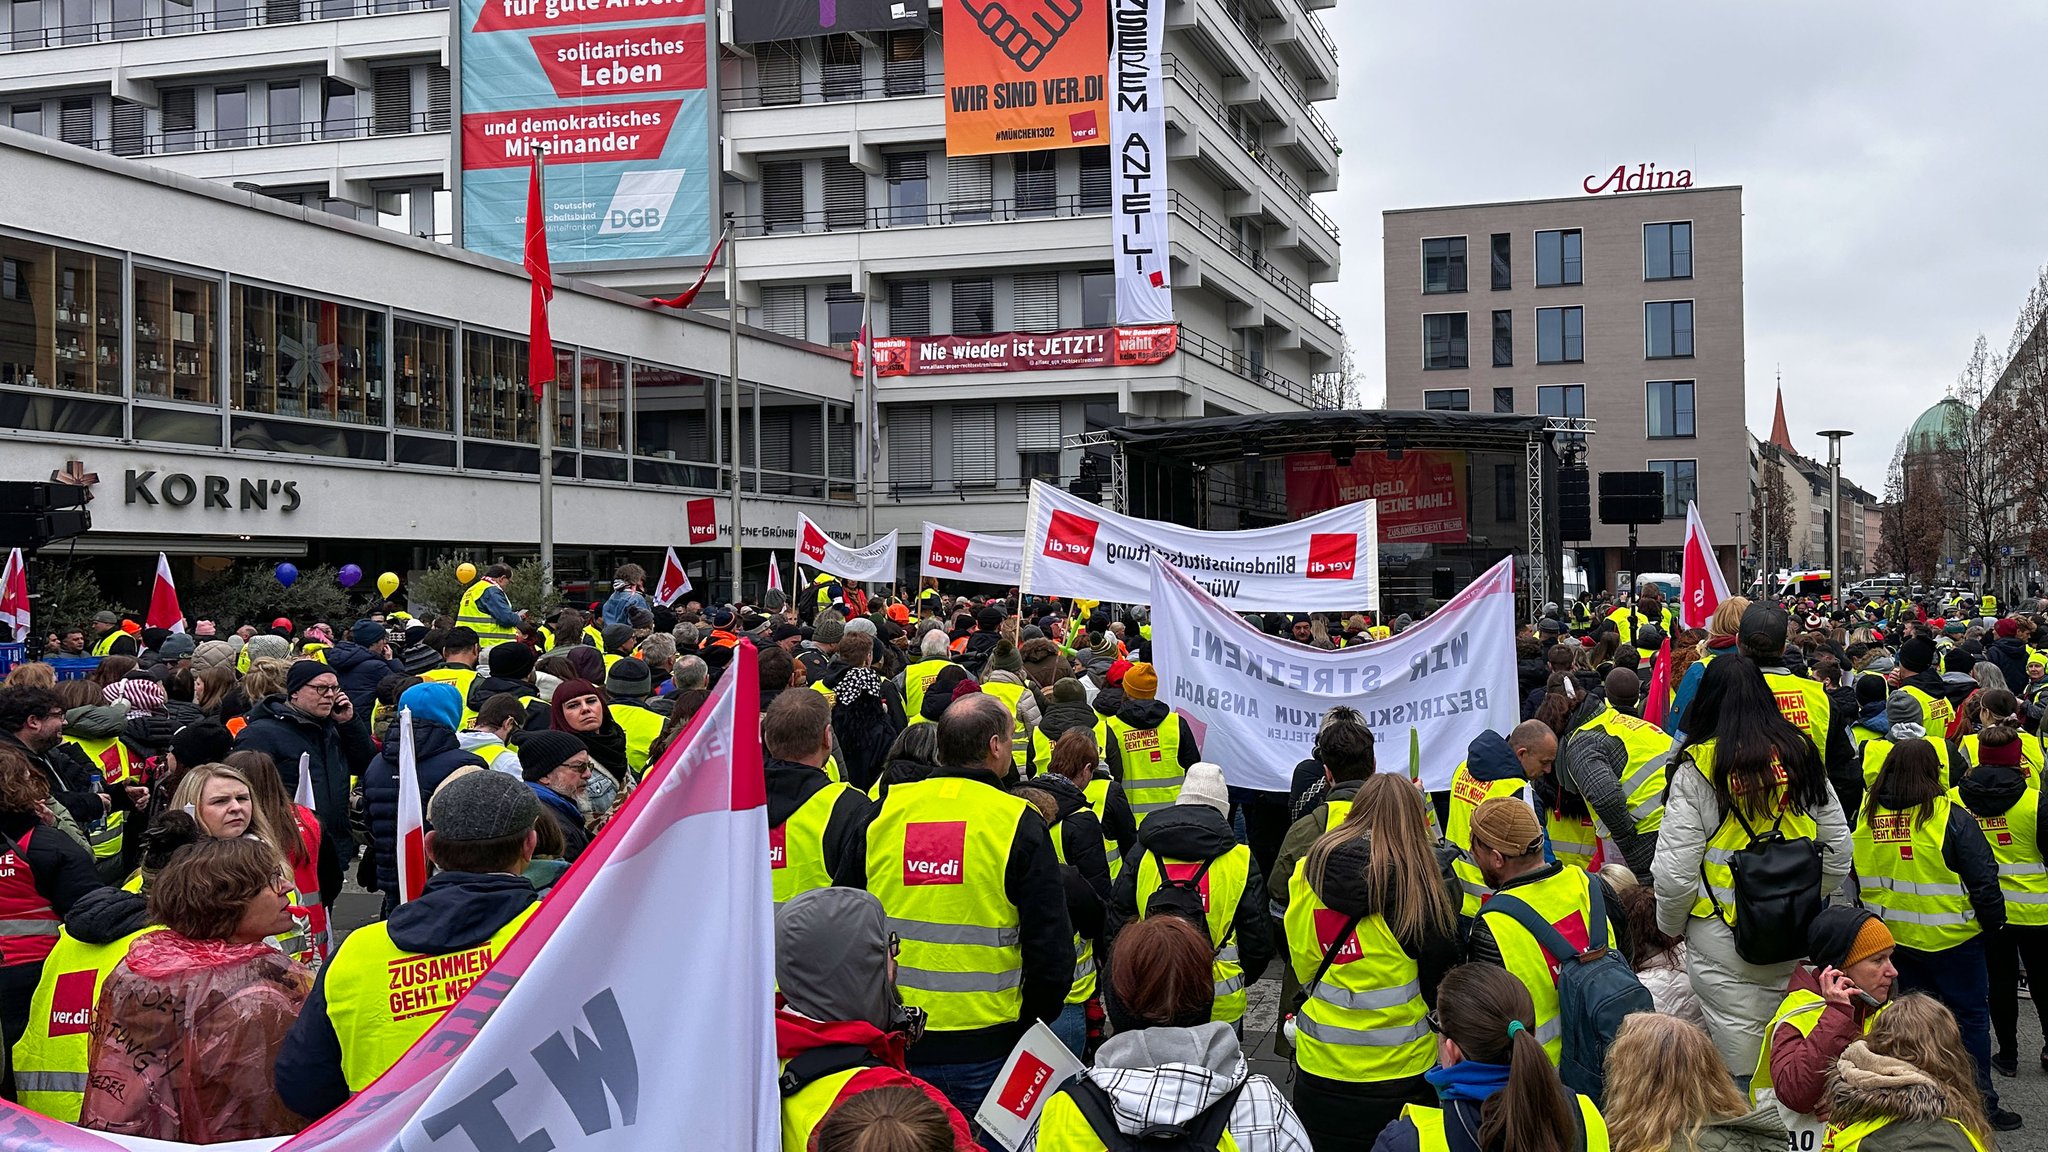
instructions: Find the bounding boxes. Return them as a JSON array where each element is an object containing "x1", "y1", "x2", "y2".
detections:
[
  {"x1": 1144, "y1": 854, "x2": 1216, "y2": 929},
  {"x1": 1705, "y1": 804, "x2": 1822, "y2": 965},
  {"x1": 776, "y1": 1043, "x2": 881, "y2": 1098},
  {"x1": 1064, "y1": 1075, "x2": 1245, "y2": 1152},
  {"x1": 1479, "y1": 889, "x2": 1651, "y2": 1106}
]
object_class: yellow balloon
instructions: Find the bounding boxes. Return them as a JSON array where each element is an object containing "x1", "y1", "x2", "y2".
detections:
[
  {"x1": 377, "y1": 571, "x2": 401, "y2": 597},
  {"x1": 456, "y1": 562, "x2": 478, "y2": 584}
]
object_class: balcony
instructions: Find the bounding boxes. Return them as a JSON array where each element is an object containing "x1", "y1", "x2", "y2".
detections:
[
  {"x1": 1, "y1": 0, "x2": 444, "y2": 51},
  {"x1": 731, "y1": 194, "x2": 1112, "y2": 280},
  {"x1": 1167, "y1": 187, "x2": 1341, "y2": 344},
  {"x1": 1177, "y1": 326, "x2": 1337, "y2": 410},
  {"x1": 77, "y1": 110, "x2": 441, "y2": 157},
  {"x1": 1269, "y1": 0, "x2": 1338, "y2": 90},
  {"x1": 1162, "y1": 53, "x2": 1339, "y2": 267}
]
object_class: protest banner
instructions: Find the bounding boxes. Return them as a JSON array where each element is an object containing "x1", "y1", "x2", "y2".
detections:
[
  {"x1": 1148, "y1": 558, "x2": 1517, "y2": 792},
  {"x1": 1020, "y1": 480, "x2": 1379, "y2": 611},
  {"x1": 0, "y1": 646, "x2": 775, "y2": 1152},
  {"x1": 1284, "y1": 450, "x2": 1468, "y2": 544},
  {"x1": 796, "y1": 513, "x2": 899, "y2": 584},
  {"x1": 921, "y1": 522, "x2": 1024, "y2": 584}
]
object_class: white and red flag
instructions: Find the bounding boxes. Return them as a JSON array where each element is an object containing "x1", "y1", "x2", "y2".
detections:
[
  {"x1": 145, "y1": 552, "x2": 184, "y2": 633},
  {"x1": 766, "y1": 553, "x2": 783, "y2": 595},
  {"x1": 395, "y1": 708, "x2": 427, "y2": 905},
  {"x1": 0, "y1": 548, "x2": 29, "y2": 640},
  {"x1": 653, "y1": 545, "x2": 693, "y2": 605},
  {"x1": 1678, "y1": 501, "x2": 1731, "y2": 631}
]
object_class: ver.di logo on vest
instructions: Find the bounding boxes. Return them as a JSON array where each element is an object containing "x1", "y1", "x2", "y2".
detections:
[
  {"x1": 48, "y1": 969, "x2": 97, "y2": 1037},
  {"x1": 903, "y1": 820, "x2": 966, "y2": 886},
  {"x1": 1042, "y1": 510, "x2": 1099, "y2": 564}
]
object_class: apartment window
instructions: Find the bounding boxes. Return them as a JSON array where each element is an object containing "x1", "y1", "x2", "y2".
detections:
[
  {"x1": 1422, "y1": 237, "x2": 1467, "y2": 294},
  {"x1": 761, "y1": 160, "x2": 804, "y2": 232},
  {"x1": 112, "y1": 0, "x2": 143, "y2": 39},
  {"x1": 1491, "y1": 233, "x2": 1512, "y2": 290},
  {"x1": 1495, "y1": 463, "x2": 1517, "y2": 520},
  {"x1": 1536, "y1": 306, "x2": 1583, "y2": 363},
  {"x1": 1239, "y1": 327, "x2": 1266, "y2": 378},
  {"x1": 883, "y1": 30, "x2": 927, "y2": 96},
  {"x1": 1646, "y1": 300, "x2": 1695, "y2": 359},
  {"x1": 947, "y1": 155, "x2": 992, "y2": 222},
  {"x1": 109, "y1": 100, "x2": 144, "y2": 157},
  {"x1": 373, "y1": 67, "x2": 413, "y2": 135},
  {"x1": 1080, "y1": 270, "x2": 1114, "y2": 328},
  {"x1": 888, "y1": 280, "x2": 930, "y2": 337},
  {"x1": 1015, "y1": 152, "x2": 1056, "y2": 216},
  {"x1": 426, "y1": 66, "x2": 451, "y2": 131},
  {"x1": 1647, "y1": 379, "x2": 1696, "y2": 439},
  {"x1": 1423, "y1": 390, "x2": 1470, "y2": 412},
  {"x1": 888, "y1": 405, "x2": 933, "y2": 489},
  {"x1": 215, "y1": 88, "x2": 249, "y2": 147},
  {"x1": 1079, "y1": 147, "x2": 1110, "y2": 212},
  {"x1": 758, "y1": 42, "x2": 801, "y2": 105},
  {"x1": 1493, "y1": 387, "x2": 1515, "y2": 413},
  {"x1": 1538, "y1": 383, "x2": 1585, "y2": 425},
  {"x1": 268, "y1": 82, "x2": 301, "y2": 145},
  {"x1": 823, "y1": 159, "x2": 866, "y2": 230},
  {"x1": 9, "y1": 104, "x2": 40, "y2": 136},
  {"x1": 884, "y1": 152, "x2": 928, "y2": 226},
  {"x1": 825, "y1": 289, "x2": 863, "y2": 346},
  {"x1": 1644, "y1": 221, "x2": 1693, "y2": 280},
  {"x1": 1535, "y1": 228, "x2": 1582, "y2": 286},
  {"x1": 10, "y1": 0, "x2": 43, "y2": 50},
  {"x1": 320, "y1": 79, "x2": 357, "y2": 140},
  {"x1": 1017, "y1": 401, "x2": 1061, "y2": 483},
  {"x1": 1491, "y1": 309, "x2": 1513, "y2": 367},
  {"x1": 953, "y1": 278, "x2": 994, "y2": 334},
  {"x1": 822, "y1": 35, "x2": 864, "y2": 101},
  {"x1": 1649, "y1": 459, "x2": 1697, "y2": 519},
  {"x1": 1013, "y1": 273, "x2": 1058, "y2": 332},
  {"x1": 1423, "y1": 313, "x2": 1468, "y2": 370},
  {"x1": 758, "y1": 285, "x2": 807, "y2": 339},
  {"x1": 953, "y1": 404, "x2": 997, "y2": 487},
  {"x1": 59, "y1": 0, "x2": 87, "y2": 44}
]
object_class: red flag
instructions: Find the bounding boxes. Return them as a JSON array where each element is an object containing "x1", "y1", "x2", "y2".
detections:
[
  {"x1": 767, "y1": 553, "x2": 783, "y2": 594},
  {"x1": 1678, "y1": 500, "x2": 1731, "y2": 631},
  {"x1": 0, "y1": 548, "x2": 28, "y2": 640},
  {"x1": 145, "y1": 552, "x2": 184, "y2": 633},
  {"x1": 396, "y1": 709, "x2": 427, "y2": 904},
  {"x1": 524, "y1": 153, "x2": 554, "y2": 400},
  {"x1": 1642, "y1": 638, "x2": 1673, "y2": 729},
  {"x1": 654, "y1": 545, "x2": 693, "y2": 605},
  {"x1": 647, "y1": 230, "x2": 728, "y2": 309}
]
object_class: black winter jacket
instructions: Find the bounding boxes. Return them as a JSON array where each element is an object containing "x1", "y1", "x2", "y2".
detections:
[
  {"x1": 1104, "y1": 698, "x2": 1201, "y2": 779},
  {"x1": 465, "y1": 675, "x2": 552, "y2": 731},
  {"x1": 326, "y1": 642, "x2": 405, "y2": 715},
  {"x1": 234, "y1": 696, "x2": 376, "y2": 864},
  {"x1": 0, "y1": 810, "x2": 103, "y2": 924},
  {"x1": 765, "y1": 756, "x2": 872, "y2": 887},
  {"x1": 362, "y1": 719, "x2": 488, "y2": 897},
  {"x1": 62, "y1": 884, "x2": 151, "y2": 944},
  {"x1": 1113, "y1": 804, "x2": 1274, "y2": 988},
  {"x1": 0, "y1": 732, "x2": 101, "y2": 831}
]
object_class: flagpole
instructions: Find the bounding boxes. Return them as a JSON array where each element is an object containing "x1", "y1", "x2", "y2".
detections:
[
  {"x1": 534, "y1": 149, "x2": 555, "y2": 584},
  {"x1": 726, "y1": 215, "x2": 744, "y2": 607},
  {"x1": 860, "y1": 275, "x2": 876, "y2": 549}
]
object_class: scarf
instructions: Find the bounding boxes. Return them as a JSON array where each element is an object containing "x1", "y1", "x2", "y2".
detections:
[
  {"x1": 530, "y1": 780, "x2": 585, "y2": 826},
  {"x1": 1425, "y1": 1058, "x2": 1513, "y2": 1103}
]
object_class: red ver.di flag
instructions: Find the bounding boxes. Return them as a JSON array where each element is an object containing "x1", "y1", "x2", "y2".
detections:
[
  {"x1": 796, "y1": 513, "x2": 899, "y2": 584},
  {"x1": 920, "y1": 521, "x2": 1023, "y2": 584},
  {"x1": 1678, "y1": 500, "x2": 1731, "y2": 630}
]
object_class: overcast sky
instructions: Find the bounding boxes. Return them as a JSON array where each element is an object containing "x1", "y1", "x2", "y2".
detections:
[{"x1": 1323, "y1": 0, "x2": 2048, "y2": 490}]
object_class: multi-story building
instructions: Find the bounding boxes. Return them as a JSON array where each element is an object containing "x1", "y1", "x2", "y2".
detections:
[
  {"x1": 1382, "y1": 185, "x2": 1745, "y2": 592},
  {"x1": 2, "y1": 0, "x2": 1345, "y2": 550}
]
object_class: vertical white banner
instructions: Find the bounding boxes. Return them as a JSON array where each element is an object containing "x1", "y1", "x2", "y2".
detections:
[{"x1": 1112, "y1": 0, "x2": 1173, "y2": 325}]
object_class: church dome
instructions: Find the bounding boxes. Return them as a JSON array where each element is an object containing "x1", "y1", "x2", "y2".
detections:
[{"x1": 1904, "y1": 396, "x2": 1972, "y2": 455}]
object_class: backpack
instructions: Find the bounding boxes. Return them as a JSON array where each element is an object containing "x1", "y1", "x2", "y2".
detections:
[
  {"x1": 1480, "y1": 888, "x2": 1651, "y2": 1106},
  {"x1": 1064, "y1": 1075, "x2": 1245, "y2": 1152},
  {"x1": 1705, "y1": 804, "x2": 1823, "y2": 966},
  {"x1": 776, "y1": 1043, "x2": 882, "y2": 1098},
  {"x1": 1143, "y1": 854, "x2": 1216, "y2": 931}
]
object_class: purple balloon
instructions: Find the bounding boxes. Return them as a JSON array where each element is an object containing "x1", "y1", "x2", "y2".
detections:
[
  {"x1": 275, "y1": 563, "x2": 298, "y2": 588},
  {"x1": 338, "y1": 564, "x2": 363, "y2": 588}
]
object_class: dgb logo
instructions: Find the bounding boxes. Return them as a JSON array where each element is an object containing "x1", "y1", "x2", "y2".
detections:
[{"x1": 609, "y1": 207, "x2": 663, "y2": 230}]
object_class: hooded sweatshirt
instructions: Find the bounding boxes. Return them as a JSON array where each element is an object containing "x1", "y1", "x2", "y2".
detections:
[
  {"x1": 1105, "y1": 697, "x2": 1201, "y2": 779},
  {"x1": 765, "y1": 756, "x2": 872, "y2": 889},
  {"x1": 1022, "y1": 1022, "x2": 1312, "y2": 1152},
  {"x1": 275, "y1": 871, "x2": 537, "y2": 1120},
  {"x1": 1112, "y1": 804, "x2": 1273, "y2": 987}
]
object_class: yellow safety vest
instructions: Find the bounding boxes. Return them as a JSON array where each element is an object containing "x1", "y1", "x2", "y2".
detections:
[
  {"x1": 608, "y1": 703, "x2": 665, "y2": 778},
  {"x1": 1687, "y1": 742, "x2": 1820, "y2": 924},
  {"x1": 1106, "y1": 715, "x2": 1186, "y2": 822},
  {"x1": 1082, "y1": 777, "x2": 1121, "y2": 879},
  {"x1": 1048, "y1": 820, "x2": 1098, "y2": 1006},
  {"x1": 62, "y1": 733, "x2": 134, "y2": 864},
  {"x1": 1950, "y1": 783, "x2": 2048, "y2": 927},
  {"x1": 90, "y1": 631, "x2": 125, "y2": 656},
  {"x1": 1403, "y1": 1097, "x2": 1609, "y2": 1152},
  {"x1": 1853, "y1": 795, "x2": 1977, "y2": 951},
  {"x1": 1133, "y1": 845, "x2": 1252, "y2": 1024},
  {"x1": 463, "y1": 740, "x2": 513, "y2": 773},
  {"x1": 901, "y1": 659, "x2": 954, "y2": 724},
  {"x1": 866, "y1": 776, "x2": 1032, "y2": 1033},
  {"x1": 1752, "y1": 986, "x2": 1882, "y2": 1146},
  {"x1": 1899, "y1": 685, "x2": 1956, "y2": 742},
  {"x1": 1824, "y1": 1115, "x2": 1986, "y2": 1152},
  {"x1": 12, "y1": 925, "x2": 162, "y2": 1121},
  {"x1": 1860, "y1": 735, "x2": 1953, "y2": 790},
  {"x1": 982, "y1": 681, "x2": 1036, "y2": 774},
  {"x1": 1959, "y1": 733, "x2": 2040, "y2": 780},
  {"x1": 322, "y1": 902, "x2": 538, "y2": 1091},
  {"x1": 1546, "y1": 805, "x2": 1600, "y2": 872},
  {"x1": 1032, "y1": 1086, "x2": 1243, "y2": 1152},
  {"x1": 1283, "y1": 860, "x2": 1432, "y2": 1082},
  {"x1": 454, "y1": 580, "x2": 520, "y2": 647},
  {"x1": 778, "y1": 1059, "x2": 872, "y2": 1152},
  {"x1": 774, "y1": 781, "x2": 855, "y2": 906},
  {"x1": 1478, "y1": 866, "x2": 1613, "y2": 1063},
  {"x1": 1764, "y1": 672, "x2": 1831, "y2": 758},
  {"x1": 421, "y1": 666, "x2": 479, "y2": 727},
  {"x1": 1445, "y1": 764, "x2": 1526, "y2": 917},
  {"x1": 1577, "y1": 704, "x2": 1675, "y2": 833},
  {"x1": 1030, "y1": 717, "x2": 1112, "y2": 783}
]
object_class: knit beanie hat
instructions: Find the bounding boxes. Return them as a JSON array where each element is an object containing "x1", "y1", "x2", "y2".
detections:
[
  {"x1": 285, "y1": 659, "x2": 330, "y2": 696},
  {"x1": 1051, "y1": 678, "x2": 1087, "y2": 705},
  {"x1": 813, "y1": 615, "x2": 846, "y2": 647},
  {"x1": 169, "y1": 720, "x2": 234, "y2": 769},
  {"x1": 990, "y1": 639, "x2": 1023, "y2": 675},
  {"x1": 159, "y1": 633, "x2": 196, "y2": 661},
  {"x1": 1808, "y1": 906, "x2": 1887, "y2": 970},
  {"x1": 1470, "y1": 796, "x2": 1544, "y2": 857},
  {"x1": 1897, "y1": 635, "x2": 1936, "y2": 673},
  {"x1": 519, "y1": 730, "x2": 587, "y2": 782},
  {"x1": 1123, "y1": 663, "x2": 1159, "y2": 700},
  {"x1": 605, "y1": 658, "x2": 653, "y2": 699},
  {"x1": 245, "y1": 634, "x2": 291, "y2": 663},
  {"x1": 1855, "y1": 673, "x2": 1888, "y2": 706},
  {"x1": 1176, "y1": 763, "x2": 1230, "y2": 816},
  {"x1": 1884, "y1": 691, "x2": 1924, "y2": 731},
  {"x1": 485, "y1": 640, "x2": 537, "y2": 681},
  {"x1": 104, "y1": 679, "x2": 166, "y2": 716},
  {"x1": 349, "y1": 619, "x2": 386, "y2": 647},
  {"x1": 1844, "y1": 916, "x2": 1896, "y2": 969},
  {"x1": 1105, "y1": 659, "x2": 1132, "y2": 686}
]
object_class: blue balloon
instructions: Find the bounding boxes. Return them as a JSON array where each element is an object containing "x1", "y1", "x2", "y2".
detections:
[
  {"x1": 275, "y1": 562, "x2": 298, "y2": 588},
  {"x1": 338, "y1": 563, "x2": 363, "y2": 588}
]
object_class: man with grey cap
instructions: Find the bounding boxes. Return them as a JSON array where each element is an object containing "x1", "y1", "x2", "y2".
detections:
[
  {"x1": 274, "y1": 769, "x2": 543, "y2": 1120},
  {"x1": 774, "y1": 888, "x2": 976, "y2": 1152},
  {"x1": 87, "y1": 610, "x2": 136, "y2": 657}
]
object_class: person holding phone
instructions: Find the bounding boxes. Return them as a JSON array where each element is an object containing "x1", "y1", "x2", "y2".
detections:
[{"x1": 1749, "y1": 908, "x2": 1897, "y2": 1148}]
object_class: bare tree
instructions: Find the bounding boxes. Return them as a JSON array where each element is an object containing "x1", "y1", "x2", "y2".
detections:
[
  {"x1": 1878, "y1": 435, "x2": 1943, "y2": 587},
  {"x1": 1937, "y1": 334, "x2": 2008, "y2": 588},
  {"x1": 1750, "y1": 448, "x2": 1795, "y2": 575},
  {"x1": 1991, "y1": 266, "x2": 2048, "y2": 560}
]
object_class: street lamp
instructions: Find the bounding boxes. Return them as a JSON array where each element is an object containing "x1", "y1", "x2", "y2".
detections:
[{"x1": 1818, "y1": 430, "x2": 1853, "y2": 584}]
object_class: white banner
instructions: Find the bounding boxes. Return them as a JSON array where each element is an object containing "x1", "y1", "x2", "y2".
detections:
[
  {"x1": 1150, "y1": 558, "x2": 1518, "y2": 792},
  {"x1": 1020, "y1": 480, "x2": 1379, "y2": 611},
  {"x1": 0, "y1": 646, "x2": 779, "y2": 1152},
  {"x1": 1111, "y1": 0, "x2": 1173, "y2": 325},
  {"x1": 920, "y1": 522, "x2": 1024, "y2": 585},
  {"x1": 796, "y1": 513, "x2": 899, "y2": 585}
]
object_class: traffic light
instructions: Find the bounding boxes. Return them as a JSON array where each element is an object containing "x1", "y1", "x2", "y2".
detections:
[{"x1": 0, "y1": 482, "x2": 91, "y2": 550}]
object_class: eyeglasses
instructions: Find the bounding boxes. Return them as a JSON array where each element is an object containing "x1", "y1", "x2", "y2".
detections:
[
  {"x1": 307, "y1": 683, "x2": 343, "y2": 696},
  {"x1": 1424, "y1": 1009, "x2": 1443, "y2": 1035}
]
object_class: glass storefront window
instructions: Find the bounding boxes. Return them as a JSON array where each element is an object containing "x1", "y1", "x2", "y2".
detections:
[
  {"x1": 631, "y1": 362, "x2": 719, "y2": 488},
  {"x1": 758, "y1": 389, "x2": 824, "y2": 497},
  {"x1": 0, "y1": 236, "x2": 121, "y2": 396},
  {"x1": 231, "y1": 282, "x2": 384, "y2": 424},
  {"x1": 134, "y1": 266, "x2": 219, "y2": 404},
  {"x1": 580, "y1": 353, "x2": 625, "y2": 453},
  {"x1": 393, "y1": 317, "x2": 453, "y2": 432},
  {"x1": 462, "y1": 329, "x2": 533, "y2": 443}
]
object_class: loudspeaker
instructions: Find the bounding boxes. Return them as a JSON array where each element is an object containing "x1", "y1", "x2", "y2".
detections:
[
  {"x1": 1598, "y1": 471, "x2": 1666, "y2": 526},
  {"x1": 1558, "y1": 467, "x2": 1591, "y2": 541},
  {"x1": 1432, "y1": 567, "x2": 1456, "y2": 601}
]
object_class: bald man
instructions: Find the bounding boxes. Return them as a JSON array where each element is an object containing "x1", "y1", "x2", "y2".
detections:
[{"x1": 1507, "y1": 719, "x2": 1558, "y2": 778}]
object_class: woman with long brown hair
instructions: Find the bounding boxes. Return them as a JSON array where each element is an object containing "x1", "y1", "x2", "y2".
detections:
[
  {"x1": 1285, "y1": 773, "x2": 1461, "y2": 1148},
  {"x1": 1603, "y1": 1014, "x2": 1782, "y2": 1152},
  {"x1": 1372, "y1": 963, "x2": 1605, "y2": 1152}
]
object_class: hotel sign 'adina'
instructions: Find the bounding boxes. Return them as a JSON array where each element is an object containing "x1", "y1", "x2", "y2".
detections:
[{"x1": 1583, "y1": 163, "x2": 1695, "y2": 195}]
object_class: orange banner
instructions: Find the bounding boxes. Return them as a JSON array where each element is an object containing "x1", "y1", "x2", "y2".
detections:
[{"x1": 944, "y1": 0, "x2": 1108, "y2": 156}]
